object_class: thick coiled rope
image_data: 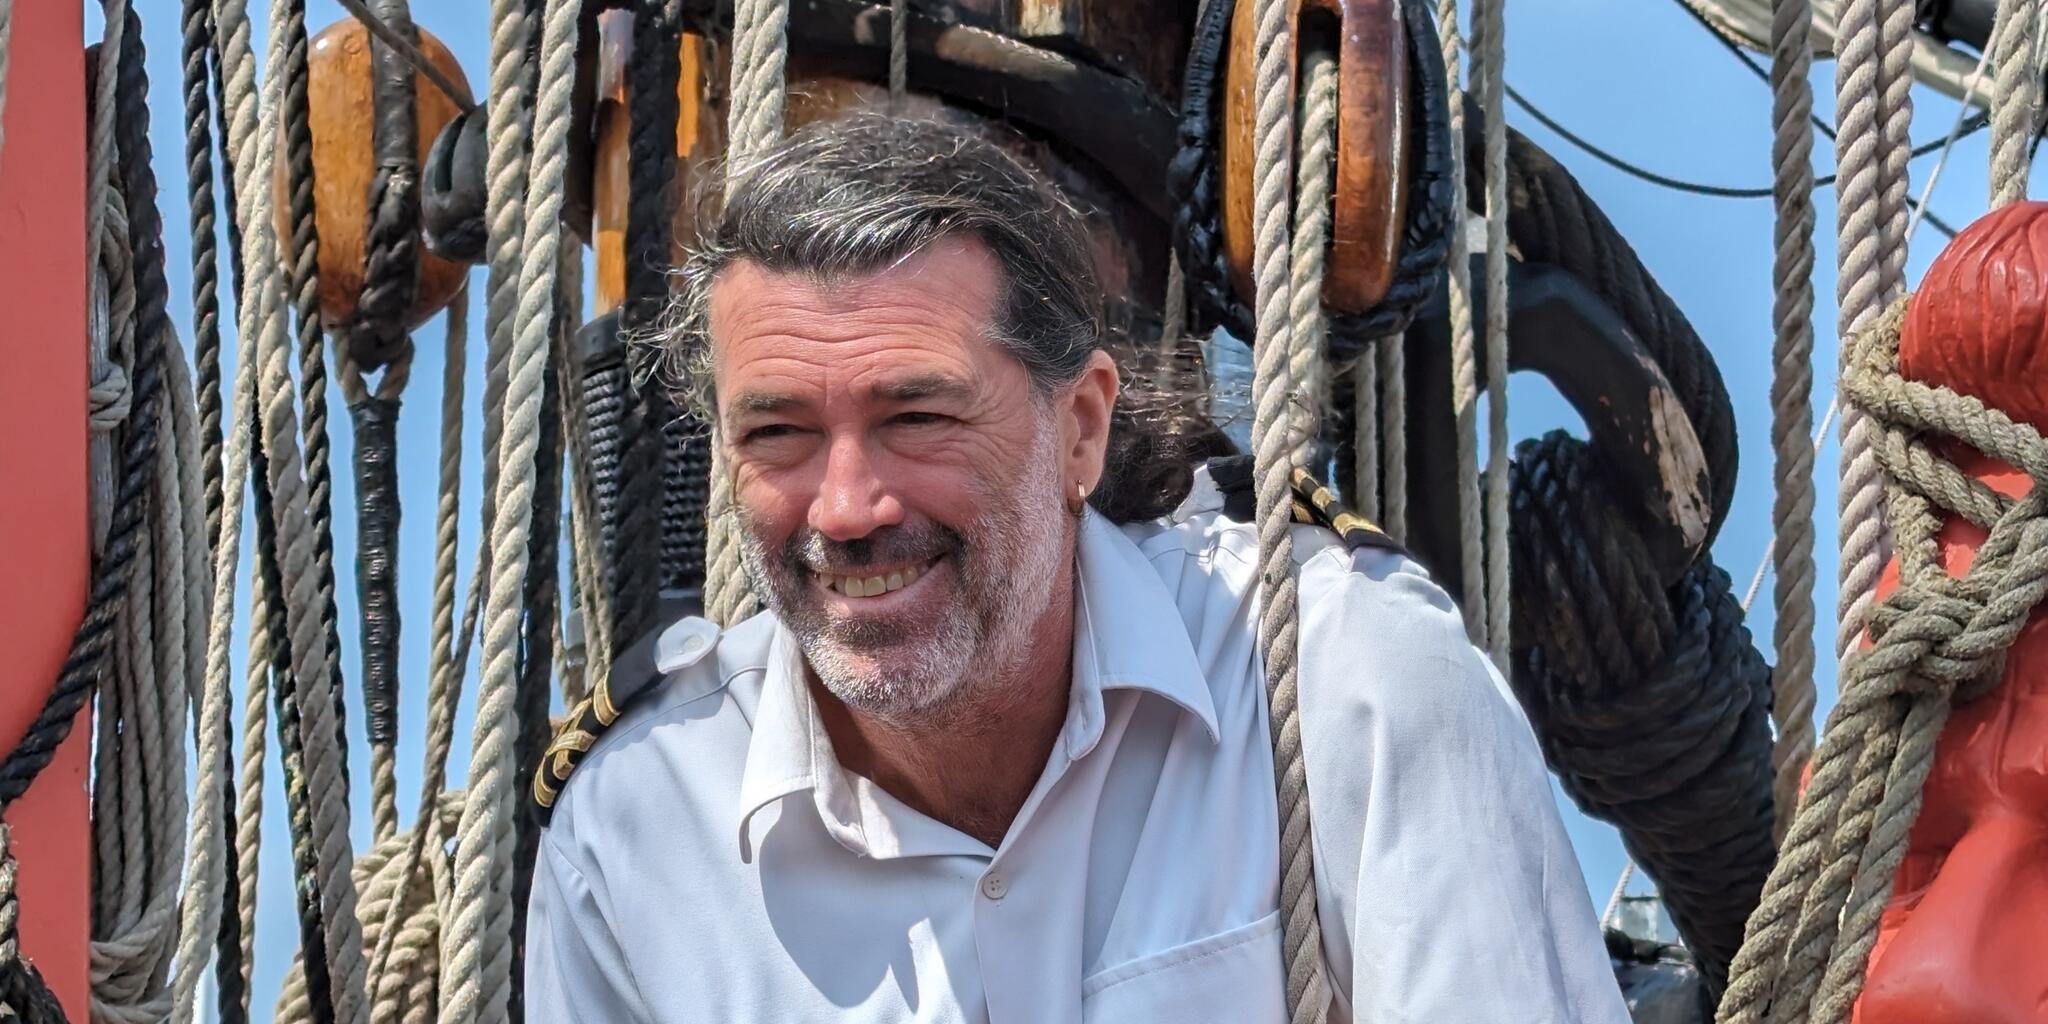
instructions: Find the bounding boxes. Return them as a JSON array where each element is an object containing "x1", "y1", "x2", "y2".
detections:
[
  {"x1": 1509, "y1": 432, "x2": 1776, "y2": 999},
  {"x1": 1766, "y1": 0, "x2": 1819, "y2": 838},
  {"x1": 220, "y1": 0, "x2": 371, "y2": 1018},
  {"x1": 1990, "y1": 0, "x2": 2039, "y2": 206},
  {"x1": 705, "y1": 0, "x2": 789, "y2": 626},
  {"x1": 1436, "y1": 0, "x2": 1486, "y2": 647},
  {"x1": 1831, "y1": 0, "x2": 1906, "y2": 670},
  {"x1": 1719, "y1": 296, "x2": 2048, "y2": 1022},
  {"x1": 1246, "y1": 0, "x2": 1326, "y2": 1017},
  {"x1": 442, "y1": 0, "x2": 579, "y2": 1019},
  {"x1": 0, "y1": 827, "x2": 66, "y2": 1024}
]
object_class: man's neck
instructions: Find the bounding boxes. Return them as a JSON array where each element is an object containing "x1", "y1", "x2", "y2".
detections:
[{"x1": 811, "y1": 586, "x2": 1077, "y2": 850}]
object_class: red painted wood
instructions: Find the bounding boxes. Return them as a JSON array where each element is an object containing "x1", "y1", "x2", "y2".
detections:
[{"x1": 0, "y1": 2, "x2": 91, "y2": 1018}]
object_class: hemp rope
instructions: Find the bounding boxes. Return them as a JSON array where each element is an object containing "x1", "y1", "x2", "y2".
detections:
[
  {"x1": 1287, "y1": 50, "x2": 1337, "y2": 468},
  {"x1": 1766, "y1": 0, "x2": 1819, "y2": 840},
  {"x1": 890, "y1": 0, "x2": 907, "y2": 105},
  {"x1": 216, "y1": 0, "x2": 371, "y2": 1018},
  {"x1": 1990, "y1": 0, "x2": 2039, "y2": 207},
  {"x1": 1247, "y1": 0, "x2": 1328, "y2": 1016},
  {"x1": 705, "y1": 0, "x2": 791, "y2": 627},
  {"x1": 1719, "y1": 296, "x2": 2048, "y2": 1022},
  {"x1": 1474, "y1": 0, "x2": 1510, "y2": 667},
  {"x1": 232, "y1": 563, "x2": 271, "y2": 1020},
  {"x1": 1379, "y1": 320, "x2": 1407, "y2": 543},
  {"x1": 443, "y1": 1, "x2": 580, "y2": 1020},
  {"x1": 83, "y1": 0, "x2": 128, "y2": 559},
  {"x1": 1351, "y1": 354, "x2": 1380, "y2": 521},
  {"x1": 1831, "y1": 0, "x2": 1905, "y2": 673},
  {"x1": 180, "y1": 0, "x2": 230, "y2": 557},
  {"x1": 1435, "y1": 0, "x2": 1487, "y2": 646}
]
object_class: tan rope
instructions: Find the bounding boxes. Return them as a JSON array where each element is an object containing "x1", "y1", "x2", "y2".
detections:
[
  {"x1": 1435, "y1": 0, "x2": 1487, "y2": 646},
  {"x1": 1248, "y1": 0, "x2": 1328, "y2": 1016},
  {"x1": 1719, "y1": 296, "x2": 2048, "y2": 1022},
  {"x1": 1990, "y1": 0, "x2": 2040, "y2": 206},
  {"x1": 1766, "y1": 0, "x2": 1819, "y2": 841},
  {"x1": 442, "y1": 0, "x2": 582, "y2": 1018},
  {"x1": 1286, "y1": 50, "x2": 1337, "y2": 467}
]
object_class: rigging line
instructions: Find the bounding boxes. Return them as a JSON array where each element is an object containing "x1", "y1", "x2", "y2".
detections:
[
  {"x1": 332, "y1": 0, "x2": 475, "y2": 112},
  {"x1": 1737, "y1": 21, "x2": 1996, "y2": 617},
  {"x1": 1504, "y1": 83, "x2": 1965, "y2": 237}
]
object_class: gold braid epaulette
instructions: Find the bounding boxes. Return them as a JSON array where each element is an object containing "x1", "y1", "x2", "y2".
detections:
[
  {"x1": 531, "y1": 677, "x2": 625, "y2": 819},
  {"x1": 1286, "y1": 466, "x2": 1403, "y2": 554}
]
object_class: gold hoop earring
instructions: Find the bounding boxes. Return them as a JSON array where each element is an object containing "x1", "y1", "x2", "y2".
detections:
[{"x1": 1070, "y1": 482, "x2": 1089, "y2": 518}]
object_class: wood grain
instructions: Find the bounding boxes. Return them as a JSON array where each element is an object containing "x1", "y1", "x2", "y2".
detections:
[
  {"x1": 1222, "y1": 0, "x2": 1408, "y2": 314},
  {"x1": 277, "y1": 18, "x2": 473, "y2": 331}
]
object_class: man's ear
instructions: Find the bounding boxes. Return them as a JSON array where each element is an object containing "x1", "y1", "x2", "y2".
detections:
[{"x1": 1063, "y1": 349, "x2": 1120, "y2": 495}]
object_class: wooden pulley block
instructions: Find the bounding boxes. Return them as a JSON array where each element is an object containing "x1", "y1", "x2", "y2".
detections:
[
  {"x1": 1220, "y1": 0, "x2": 1408, "y2": 313},
  {"x1": 274, "y1": 18, "x2": 472, "y2": 332}
]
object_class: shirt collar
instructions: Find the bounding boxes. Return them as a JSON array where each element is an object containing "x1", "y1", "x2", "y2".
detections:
[{"x1": 733, "y1": 508, "x2": 1219, "y2": 859}]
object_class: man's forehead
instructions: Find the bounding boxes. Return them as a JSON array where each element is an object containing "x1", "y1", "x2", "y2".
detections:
[{"x1": 727, "y1": 371, "x2": 978, "y2": 414}]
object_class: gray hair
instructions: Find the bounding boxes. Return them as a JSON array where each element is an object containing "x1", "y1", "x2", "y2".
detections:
[
  {"x1": 650, "y1": 110, "x2": 1228, "y2": 523},
  {"x1": 656, "y1": 110, "x2": 1101, "y2": 419}
]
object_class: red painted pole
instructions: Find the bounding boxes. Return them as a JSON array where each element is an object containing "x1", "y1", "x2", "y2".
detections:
[{"x1": 0, "y1": 1, "x2": 93, "y2": 1018}]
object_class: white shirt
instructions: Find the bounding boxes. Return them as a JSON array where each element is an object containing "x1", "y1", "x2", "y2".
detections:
[{"x1": 526, "y1": 470, "x2": 1630, "y2": 1023}]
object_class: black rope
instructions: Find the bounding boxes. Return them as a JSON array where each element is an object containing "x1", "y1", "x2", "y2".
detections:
[
  {"x1": 1661, "y1": 0, "x2": 1967, "y2": 238},
  {"x1": 1167, "y1": 0, "x2": 1455, "y2": 354},
  {"x1": 1507, "y1": 433, "x2": 1775, "y2": 999},
  {"x1": 1503, "y1": 82, "x2": 1971, "y2": 239},
  {"x1": 280, "y1": 0, "x2": 353, "y2": 792},
  {"x1": 617, "y1": 0, "x2": 682, "y2": 625},
  {"x1": 348, "y1": 0, "x2": 425, "y2": 761}
]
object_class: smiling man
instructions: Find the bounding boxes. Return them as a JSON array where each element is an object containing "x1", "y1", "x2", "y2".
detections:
[{"x1": 524, "y1": 111, "x2": 1629, "y2": 1023}]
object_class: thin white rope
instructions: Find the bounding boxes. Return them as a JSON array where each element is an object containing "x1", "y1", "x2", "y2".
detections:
[
  {"x1": 1832, "y1": 0, "x2": 1905, "y2": 673},
  {"x1": 1379, "y1": 326, "x2": 1408, "y2": 543},
  {"x1": 1436, "y1": 0, "x2": 1488, "y2": 646},
  {"x1": 1353, "y1": 354, "x2": 1380, "y2": 521},
  {"x1": 442, "y1": 0, "x2": 581, "y2": 1019},
  {"x1": 1248, "y1": 0, "x2": 1328, "y2": 1016},
  {"x1": 1475, "y1": 0, "x2": 1511, "y2": 668}
]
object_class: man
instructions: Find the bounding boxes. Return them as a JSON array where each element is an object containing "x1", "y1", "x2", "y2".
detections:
[{"x1": 526, "y1": 111, "x2": 1629, "y2": 1022}]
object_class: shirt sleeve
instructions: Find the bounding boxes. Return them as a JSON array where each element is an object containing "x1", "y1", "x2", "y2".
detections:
[
  {"x1": 527, "y1": 833, "x2": 655, "y2": 1023},
  {"x1": 1292, "y1": 538, "x2": 1630, "y2": 1024}
]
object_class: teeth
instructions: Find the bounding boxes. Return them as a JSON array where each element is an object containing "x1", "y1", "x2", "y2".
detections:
[{"x1": 823, "y1": 560, "x2": 932, "y2": 598}]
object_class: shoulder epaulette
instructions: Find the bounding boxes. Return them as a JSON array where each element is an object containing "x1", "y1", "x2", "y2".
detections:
[
  {"x1": 532, "y1": 616, "x2": 717, "y2": 823},
  {"x1": 1205, "y1": 454, "x2": 1405, "y2": 556}
]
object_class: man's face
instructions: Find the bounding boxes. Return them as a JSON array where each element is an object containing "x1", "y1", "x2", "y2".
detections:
[{"x1": 707, "y1": 237, "x2": 1105, "y2": 722}]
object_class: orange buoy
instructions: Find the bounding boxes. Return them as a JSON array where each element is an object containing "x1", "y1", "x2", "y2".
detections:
[
  {"x1": 274, "y1": 18, "x2": 473, "y2": 334},
  {"x1": 1857, "y1": 201, "x2": 2048, "y2": 1021}
]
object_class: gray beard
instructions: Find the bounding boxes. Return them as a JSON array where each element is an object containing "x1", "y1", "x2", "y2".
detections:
[{"x1": 733, "y1": 424, "x2": 1071, "y2": 726}]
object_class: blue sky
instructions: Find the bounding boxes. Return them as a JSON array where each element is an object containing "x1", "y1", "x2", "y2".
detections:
[{"x1": 111, "y1": 0, "x2": 2014, "y2": 1014}]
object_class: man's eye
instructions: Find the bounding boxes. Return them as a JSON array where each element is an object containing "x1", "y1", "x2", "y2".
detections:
[
  {"x1": 742, "y1": 424, "x2": 802, "y2": 443},
  {"x1": 891, "y1": 412, "x2": 949, "y2": 427}
]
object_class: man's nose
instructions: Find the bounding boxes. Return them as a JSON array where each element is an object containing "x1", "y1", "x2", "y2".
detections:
[
  {"x1": 1856, "y1": 813, "x2": 2048, "y2": 1023},
  {"x1": 808, "y1": 436, "x2": 904, "y2": 542}
]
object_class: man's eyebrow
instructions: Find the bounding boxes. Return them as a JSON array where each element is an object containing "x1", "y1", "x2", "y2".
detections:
[
  {"x1": 728, "y1": 391, "x2": 807, "y2": 416},
  {"x1": 872, "y1": 374, "x2": 974, "y2": 403}
]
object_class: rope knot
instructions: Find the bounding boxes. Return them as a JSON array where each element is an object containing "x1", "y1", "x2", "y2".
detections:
[{"x1": 89, "y1": 361, "x2": 133, "y2": 432}]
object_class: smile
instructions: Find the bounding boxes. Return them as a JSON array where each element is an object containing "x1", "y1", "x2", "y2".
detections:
[{"x1": 813, "y1": 555, "x2": 944, "y2": 599}]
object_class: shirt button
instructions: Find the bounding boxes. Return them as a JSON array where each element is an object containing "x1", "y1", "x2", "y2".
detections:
[{"x1": 980, "y1": 873, "x2": 1008, "y2": 900}]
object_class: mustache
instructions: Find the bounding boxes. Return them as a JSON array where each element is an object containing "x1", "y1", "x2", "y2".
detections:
[{"x1": 779, "y1": 522, "x2": 965, "y2": 575}]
